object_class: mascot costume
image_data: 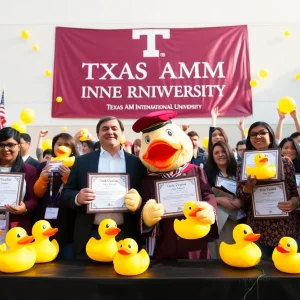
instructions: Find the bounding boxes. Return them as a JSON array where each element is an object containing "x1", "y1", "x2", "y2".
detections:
[{"x1": 132, "y1": 110, "x2": 218, "y2": 259}]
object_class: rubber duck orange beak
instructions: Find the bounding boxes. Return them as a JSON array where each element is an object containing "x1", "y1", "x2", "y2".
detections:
[
  {"x1": 43, "y1": 228, "x2": 58, "y2": 237},
  {"x1": 105, "y1": 227, "x2": 121, "y2": 236},
  {"x1": 118, "y1": 249, "x2": 131, "y2": 255},
  {"x1": 57, "y1": 149, "x2": 66, "y2": 155},
  {"x1": 17, "y1": 236, "x2": 34, "y2": 245},
  {"x1": 189, "y1": 207, "x2": 202, "y2": 217},
  {"x1": 276, "y1": 245, "x2": 291, "y2": 254},
  {"x1": 0, "y1": 229, "x2": 2, "y2": 235},
  {"x1": 259, "y1": 157, "x2": 268, "y2": 163},
  {"x1": 142, "y1": 139, "x2": 182, "y2": 170},
  {"x1": 244, "y1": 233, "x2": 260, "y2": 242}
]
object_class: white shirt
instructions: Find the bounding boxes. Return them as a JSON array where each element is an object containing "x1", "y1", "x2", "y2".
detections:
[
  {"x1": 22, "y1": 155, "x2": 30, "y2": 162},
  {"x1": 75, "y1": 147, "x2": 126, "y2": 225},
  {"x1": 98, "y1": 147, "x2": 126, "y2": 173},
  {"x1": 94, "y1": 148, "x2": 126, "y2": 225}
]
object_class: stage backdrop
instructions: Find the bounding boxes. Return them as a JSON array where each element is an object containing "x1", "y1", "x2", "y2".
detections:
[{"x1": 52, "y1": 25, "x2": 252, "y2": 118}]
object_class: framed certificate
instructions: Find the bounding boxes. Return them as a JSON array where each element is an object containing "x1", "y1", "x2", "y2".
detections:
[
  {"x1": 240, "y1": 149, "x2": 282, "y2": 182},
  {"x1": 87, "y1": 173, "x2": 130, "y2": 213},
  {"x1": 252, "y1": 182, "x2": 289, "y2": 219},
  {"x1": 215, "y1": 176, "x2": 237, "y2": 195},
  {"x1": 154, "y1": 176, "x2": 201, "y2": 218},
  {"x1": 0, "y1": 173, "x2": 25, "y2": 210}
]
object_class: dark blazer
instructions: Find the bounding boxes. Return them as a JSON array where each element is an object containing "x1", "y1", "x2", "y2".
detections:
[
  {"x1": 61, "y1": 150, "x2": 148, "y2": 254},
  {"x1": 25, "y1": 156, "x2": 40, "y2": 168},
  {"x1": 10, "y1": 163, "x2": 39, "y2": 234}
]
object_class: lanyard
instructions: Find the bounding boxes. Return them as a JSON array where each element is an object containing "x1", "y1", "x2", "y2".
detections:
[{"x1": 49, "y1": 174, "x2": 64, "y2": 207}]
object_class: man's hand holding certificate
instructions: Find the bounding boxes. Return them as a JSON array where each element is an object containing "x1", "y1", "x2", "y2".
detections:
[
  {"x1": 76, "y1": 188, "x2": 96, "y2": 205},
  {"x1": 80, "y1": 173, "x2": 136, "y2": 213}
]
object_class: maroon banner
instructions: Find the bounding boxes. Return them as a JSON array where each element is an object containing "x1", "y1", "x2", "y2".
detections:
[{"x1": 52, "y1": 25, "x2": 252, "y2": 118}]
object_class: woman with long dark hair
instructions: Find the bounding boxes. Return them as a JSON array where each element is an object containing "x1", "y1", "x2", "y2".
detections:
[
  {"x1": 205, "y1": 141, "x2": 237, "y2": 187},
  {"x1": 0, "y1": 127, "x2": 38, "y2": 238},
  {"x1": 279, "y1": 137, "x2": 300, "y2": 173},
  {"x1": 205, "y1": 141, "x2": 242, "y2": 258},
  {"x1": 208, "y1": 127, "x2": 229, "y2": 153},
  {"x1": 236, "y1": 121, "x2": 300, "y2": 259}
]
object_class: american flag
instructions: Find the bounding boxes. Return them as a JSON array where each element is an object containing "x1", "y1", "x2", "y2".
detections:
[{"x1": 0, "y1": 90, "x2": 7, "y2": 129}]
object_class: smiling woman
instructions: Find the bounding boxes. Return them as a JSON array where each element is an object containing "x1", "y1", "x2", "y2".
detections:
[
  {"x1": 0, "y1": 127, "x2": 38, "y2": 235},
  {"x1": 204, "y1": 141, "x2": 242, "y2": 259},
  {"x1": 279, "y1": 137, "x2": 300, "y2": 173},
  {"x1": 236, "y1": 121, "x2": 300, "y2": 260}
]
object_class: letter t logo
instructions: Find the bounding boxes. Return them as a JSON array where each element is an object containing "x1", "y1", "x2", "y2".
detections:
[{"x1": 132, "y1": 29, "x2": 170, "y2": 57}]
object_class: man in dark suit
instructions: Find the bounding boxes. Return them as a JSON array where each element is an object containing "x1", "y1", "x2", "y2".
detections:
[
  {"x1": 20, "y1": 133, "x2": 40, "y2": 168},
  {"x1": 61, "y1": 116, "x2": 148, "y2": 257}
]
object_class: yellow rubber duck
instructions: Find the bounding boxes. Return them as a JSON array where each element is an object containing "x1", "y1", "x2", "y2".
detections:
[
  {"x1": 79, "y1": 128, "x2": 89, "y2": 142},
  {"x1": 0, "y1": 227, "x2": 36, "y2": 273},
  {"x1": 219, "y1": 224, "x2": 261, "y2": 268},
  {"x1": 113, "y1": 238, "x2": 150, "y2": 276},
  {"x1": 272, "y1": 237, "x2": 300, "y2": 273},
  {"x1": 51, "y1": 145, "x2": 75, "y2": 168},
  {"x1": 245, "y1": 153, "x2": 276, "y2": 179},
  {"x1": 86, "y1": 219, "x2": 121, "y2": 262},
  {"x1": 173, "y1": 201, "x2": 211, "y2": 239},
  {"x1": 30, "y1": 220, "x2": 59, "y2": 263}
]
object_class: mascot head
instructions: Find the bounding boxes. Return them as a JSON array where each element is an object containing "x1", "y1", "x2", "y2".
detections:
[{"x1": 132, "y1": 110, "x2": 193, "y2": 173}]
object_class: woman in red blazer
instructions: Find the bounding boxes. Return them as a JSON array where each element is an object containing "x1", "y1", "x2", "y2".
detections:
[{"x1": 0, "y1": 127, "x2": 38, "y2": 234}]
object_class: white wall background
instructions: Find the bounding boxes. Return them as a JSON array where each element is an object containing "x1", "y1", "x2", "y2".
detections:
[{"x1": 0, "y1": 0, "x2": 300, "y2": 153}]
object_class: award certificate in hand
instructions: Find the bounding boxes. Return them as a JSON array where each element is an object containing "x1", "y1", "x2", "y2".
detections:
[
  {"x1": 0, "y1": 173, "x2": 24, "y2": 209},
  {"x1": 252, "y1": 182, "x2": 289, "y2": 219},
  {"x1": 155, "y1": 176, "x2": 201, "y2": 218},
  {"x1": 215, "y1": 176, "x2": 237, "y2": 194},
  {"x1": 87, "y1": 173, "x2": 130, "y2": 213}
]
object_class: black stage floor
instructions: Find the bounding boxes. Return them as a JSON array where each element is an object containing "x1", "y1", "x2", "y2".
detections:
[{"x1": 1, "y1": 259, "x2": 299, "y2": 300}]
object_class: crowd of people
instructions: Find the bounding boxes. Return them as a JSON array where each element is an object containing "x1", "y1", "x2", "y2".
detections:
[{"x1": 0, "y1": 107, "x2": 300, "y2": 260}]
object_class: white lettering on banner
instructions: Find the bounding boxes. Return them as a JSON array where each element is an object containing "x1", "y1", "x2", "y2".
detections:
[
  {"x1": 159, "y1": 62, "x2": 225, "y2": 79},
  {"x1": 82, "y1": 62, "x2": 147, "y2": 80},
  {"x1": 81, "y1": 85, "x2": 226, "y2": 99},
  {"x1": 127, "y1": 85, "x2": 226, "y2": 98},
  {"x1": 202, "y1": 62, "x2": 225, "y2": 78},
  {"x1": 81, "y1": 86, "x2": 122, "y2": 98},
  {"x1": 82, "y1": 61, "x2": 225, "y2": 81},
  {"x1": 80, "y1": 61, "x2": 226, "y2": 100},
  {"x1": 105, "y1": 104, "x2": 203, "y2": 111},
  {"x1": 82, "y1": 63, "x2": 99, "y2": 80},
  {"x1": 132, "y1": 29, "x2": 170, "y2": 57}
]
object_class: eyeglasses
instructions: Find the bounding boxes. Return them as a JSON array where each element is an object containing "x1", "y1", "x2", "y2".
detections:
[
  {"x1": 249, "y1": 130, "x2": 269, "y2": 139},
  {"x1": 0, "y1": 143, "x2": 19, "y2": 150}
]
